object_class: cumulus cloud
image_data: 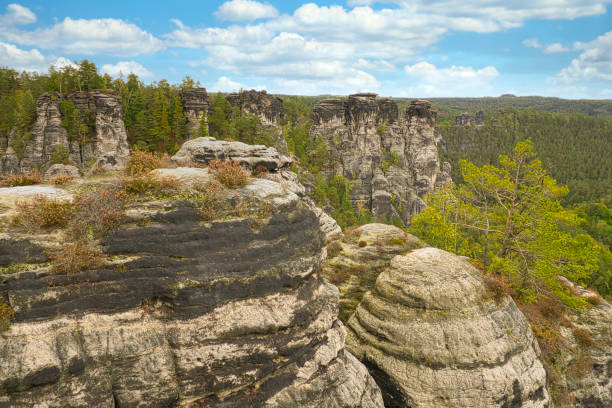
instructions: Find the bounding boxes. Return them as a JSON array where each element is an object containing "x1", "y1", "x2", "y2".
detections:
[
  {"x1": 215, "y1": 0, "x2": 278, "y2": 21},
  {"x1": 544, "y1": 43, "x2": 569, "y2": 54},
  {"x1": 558, "y1": 30, "x2": 612, "y2": 82},
  {"x1": 403, "y1": 62, "x2": 499, "y2": 96},
  {"x1": 355, "y1": 59, "x2": 395, "y2": 71},
  {"x1": 0, "y1": 4, "x2": 36, "y2": 26},
  {"x1": 523, "y1": 38, "x2": 542, "y2": 49},
  {"x1": 0, "y1": 16, "x2": 164, "y2": 56},
  {"x1": 101, "y1": 61, "x2": 155, "y2": 79},
  {"x1": 0, "y1": 41, "x2": 46, "y2": 72}
]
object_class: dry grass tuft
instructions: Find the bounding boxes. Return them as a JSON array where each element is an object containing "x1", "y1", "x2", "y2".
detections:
[
  {"x1": 252, "y1": 165, "x2": 269, "y2": 178},
  {"x1": 50, "y1": 240, "x2": 106, "y2": 275},
  {"x1": 0, "y1": 301, "x2": 14, "y2": 333},
  {"x1": 0, "y1": 170, "x2": 43, "y2": 187},
  {"x1": 69, "y1": 188, "x2": 126, "y2": 239},
  {"x1": 483, "y1": 273, "x2": 513, "y2": 301},
  {"x1": 15, "y1": 194, "x2": 72, "y2": 229},
  {"x1": 49, "y1": 174, "x2": 75, "y2": 185},
  {"x1": 209, "y1": 159, "x2": 248, "y2": 188},
  {"x1": 572, "y1": 327, "x2": 597, "y2": 348},
  {"x1": 124, "y1": 150, "x2": 163, "y2": 176}
]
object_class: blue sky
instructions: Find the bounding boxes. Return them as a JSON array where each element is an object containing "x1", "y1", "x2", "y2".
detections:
[{"x1": 1, "y1": 0, "x2": 611, "y2": 98}]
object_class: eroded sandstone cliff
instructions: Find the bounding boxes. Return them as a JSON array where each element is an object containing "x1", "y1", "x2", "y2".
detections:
[
  {"x1": 180, "y1": 88, "x2": 210, "y2": 137},
  {"x1": 311, "y1": 94, "x2": 451, "y2": 226},
  {"x1": 0, "y1": 91, "x2": 129, "y2": 176},
  {"x1": 346, "y1": 247, "x2": 552, "y2": 407},
  {"x1": 0, "y1": 142, "x2": 382, "y2": 407}
]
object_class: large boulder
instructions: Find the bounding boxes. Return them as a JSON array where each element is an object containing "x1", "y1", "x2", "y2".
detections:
[
  {"x1": 346, "y1": 247, "x2": 552, "y2": 407},
  {"x1": 171, "y1": 136, "x2": 291, "y2": 171}
]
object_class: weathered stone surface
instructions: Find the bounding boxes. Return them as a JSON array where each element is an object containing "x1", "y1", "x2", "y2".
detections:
[
  {"x1": 346, "y1": 247, "x2": 552, "y2": 407},
  {"x1": 0, "y1": 171, "x2": 383, "y2": 407},
  {"x1": 150, "y1": 166, "x2": 215, "y2": 187},
  {"x1": 551, "y1": 278, "x2": 612, "y2": 407},
  {"x1": 180, "y1": 88, "x2": 209, "y2": 137},
  {"x1": 455, "y1": 111, "x2": 484, "y2": 126},
  {"x1": 171, "y1": 136, "x2": 291, "y2": 171},
  {"x1": 43, "y1": 164, "x2": 81, "y2": 181},
  {"x1": 311, "y1": 94, "x2": 451, "y2": 225},
  {"x1": 0, "y1": 91, "x2": 129, "y2": 176},
  {"x1": 227, "y1": 90, "x2": 288, "y2": 153},
  {"x1": 323, "y1": 223, "x2": 423, "y2": 323}
]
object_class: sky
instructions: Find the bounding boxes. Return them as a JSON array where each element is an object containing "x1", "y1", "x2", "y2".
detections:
[{"x1": 0, "y1": 0, "x2": 611, "y2": 98}]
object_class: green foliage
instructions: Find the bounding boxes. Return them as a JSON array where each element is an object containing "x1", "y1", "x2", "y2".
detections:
[
  {"x1": 0, "y1": 301, "x2": 14, "y2": 333},
  {"x1": 410, "y1": 140, "x2": 600, "y2": 308},
  {"x1": 51, "y1": 145, "x2": 70, "y2": 164}
]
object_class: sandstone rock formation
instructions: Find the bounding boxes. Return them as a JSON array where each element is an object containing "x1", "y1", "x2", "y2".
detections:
[
  {"x1": 43, "y1": 164, "x2": 81, "y2": 181},
  {"x1": 227, "y1": 90, "x2": 288, "y2": 153},
  {"x1": 547, "y1": 278, "x2": 612, "y2": 407},
  {"x1": 180, "y1": 88, "x2": 210, "y2": 137},
  {"x1": 0, "y1": 162, "x2": 382, "y2": 407},
  {"x1": 311, "y1": 94, "x2": 451, "y2": 225},
  {"x1": 346, "y1": 247, "x2": 552, "y2": 407},
  {"x1": 0, "y1": 91, "x2": 129, "y2": 177},
  {"x1": 455, "y1": 111, "x2": 484, "y2": 126},
  {"x1": 323, "y1": 223, "x2": 423, "y2": 322},
  {"x1": 171, "y1": 136, "x2": 291, "y2": 171}
]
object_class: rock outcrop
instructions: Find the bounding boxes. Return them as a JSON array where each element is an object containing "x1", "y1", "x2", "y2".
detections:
[
  {"x1": 346, "y1": 247, "x2": 552, "y2": 407},
  {"x1": 227, "y1": 90, "x2": 288, "y2": 153},
  {"x1": 455, "y1": 111, "x2": 484, "y2": 126},
  {"x1": 0, "y1": 91, "x2": 129, "y2": 176},
  {"x1": 171, "y1": 136, "x2": 291, "y2": 171},
  {"x1": 0, "y1": 157, "x2": 382, "y2": 407},
  {"x1": 180, "y1": 88, "x2": 210, "y2": 137},
  {"x1": 311, "y1": 94, "x2": 451, "y2": 225},
  {"x1": 323, "y1": 223, "x2": 423, "y2": 322},
  {"x1": 544, "y1": 278, "x2": 612, "y2": 407}
]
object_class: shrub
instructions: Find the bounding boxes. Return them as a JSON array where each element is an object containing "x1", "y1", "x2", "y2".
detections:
[
  {"x1": 358, "y1": 240, "x2": 367, "y2": 247},
  {"x1": 50, "y1": 240, "x2": 105, "y2": 275},
  {"x1": 122, "y1": 175, "x2": 160, "y2": 195},
  {"x1": 0, "y1": 301, "x2": 14, "y2": 333},
  {"x1": 69, "y1": 188, "x2": 126, "y2": 239},
  {"x1": 572, "y1": 327, "x2": 597, "y2": 348},
  {"x1": 49, "y1": 175, "x2": 75, "y2": 185},
  {"x1": 0, "y1": 170, "x2": 43, "y2": 187},
  {"x1": 327, "y1": 240, "x2": 343, "y2": 258},
  {"x1": 51, "y1": 145, "x2": 70, "y2": 164},
  {"x1": 124, "y1": 150, "x2": 162, "y2": 176},
  {"x1": 483, "y1": 273, "x2": 513, "y2": 301},
  {"x1": 252, "y1": 165, "x2": 269, "y2": 178},
  {"x1": 15, "y1": 194, "x2": 72, "y2": 229},
  {"x1": 209, "y1": 159, "x2": 248, "y2": 188}
]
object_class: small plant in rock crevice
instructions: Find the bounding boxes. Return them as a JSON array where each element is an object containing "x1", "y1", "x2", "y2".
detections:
[
  {"x1": 0, "y1": 301, "x2": 14, "y2": 333},
  {"x1": 49, "y1": 240, "x2": 106, "y2": 275},
  {"x1": 124, "y1": 150, "x2": 163, "y2": 176},
  {"x1": 208, "y1": 159, "x2": 248, "y2": 188}
]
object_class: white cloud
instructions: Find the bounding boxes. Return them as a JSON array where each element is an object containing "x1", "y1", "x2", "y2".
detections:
[
  {"x1": 403, "y1": 62, "x2": 499, "y2": 96},
  {"x1": 558, "y1": 30, "x2": 612, "y2": 82},
  {"x1": 211, "y1": 76, "x2": 268, "y2": 92},
  {"x1": 0, "y1": 4, "x2": 36, "y2": 26},
  {"x1": 0, "y1": 41, "x2": 47, "y2": 72},
  {"x1": 523, "y1": 38, "x2": 542, "y2": 49},
  {"x1": 544, "y1": 43, "x2": 569, "y2": 54},
  {"x1": 215, "y1": 0, "x2": 278, "y2": 22},
  {"x1": 355, "y1": 58, "x2": 395, "y2": 71},
  {"x1": 101, "y1": 61, "x2": 154, "y2": 79},
  {"x1": 0, "y1": 17, "x2": 164, "y2": 56}
]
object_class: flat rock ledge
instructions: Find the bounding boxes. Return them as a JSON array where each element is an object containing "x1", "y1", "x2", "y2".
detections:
[
  {"x1": 171, "y1": 137, "x2": 291, "y2": 171},
  {"x1": 346, "y1": 247, "x2": 552, "y2": 408}
]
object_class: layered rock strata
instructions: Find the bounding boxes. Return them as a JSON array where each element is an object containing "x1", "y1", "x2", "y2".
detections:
[
  {"x1": 0, "y1": 91, "x2": 129, "y2": 176},
  {"x1": 346, "y1": 247, "x2": 552, "y2": 407},
  {"x1": 455, "y1": 111, "x2": 484, "y2": 126},
  {"x1": 0, "y1": 168, "x2": 382, "y2": 407},
  {"x1": 323, "y1": 223, "x2": 423, "y2": 322},
  {"x1": 227, "y1": 90, "x2": 288, "y2": 153},
  {"x1": 311, "y1": 94, "x2": 451, "y2": 225},
  {"x1": 180, "y1": 88, "x2": 210, "y2": 137},
  {"x1": 551, "y1": 278, "x2": 612, "y2": 407}
]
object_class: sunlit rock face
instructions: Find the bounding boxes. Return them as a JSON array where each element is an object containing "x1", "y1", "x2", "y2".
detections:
[
  {"x1": 180, "y1": 87, "x2": 210, "y2": 137},
  {"x1": 346, "y1": 247, "x2": 552, "y2": 408},
  {"x1": 0, "y1": 91, "x2": 129, "y2": 177},
  {"x1": 0, "y1": 162, "x2": 382, "y2": 407},
  {"x1": 311, "y1": 93, "x2": 451, "y2": 226}
]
